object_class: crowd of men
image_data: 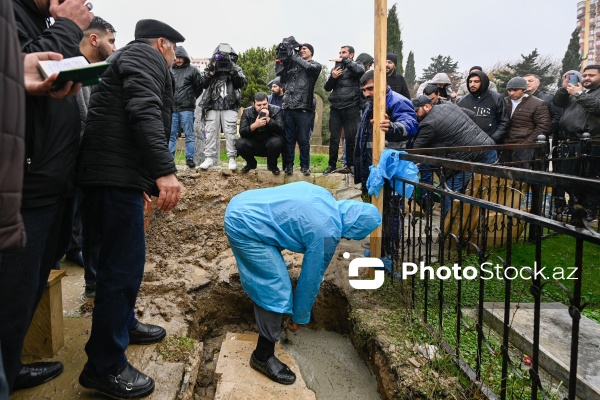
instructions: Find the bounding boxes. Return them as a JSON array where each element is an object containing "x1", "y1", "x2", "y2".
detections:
[{"x1": 2, "y1": 0, "x2": 600, "y2": 397}]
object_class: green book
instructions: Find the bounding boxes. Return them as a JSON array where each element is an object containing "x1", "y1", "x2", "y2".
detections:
[{"x1": 37, "y1": 56, "x2": 110, "y2": 90}]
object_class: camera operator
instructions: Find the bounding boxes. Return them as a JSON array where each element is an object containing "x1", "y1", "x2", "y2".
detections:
[
  {"x1": 236, "y1": 92, "x2": 284, "y2": 175},
  {"x1": 198, "y1": 43, "x2": 247, "y2": 170},
  {"x1": 276, "y1": 37, "x2": 322, "y2": 176}
]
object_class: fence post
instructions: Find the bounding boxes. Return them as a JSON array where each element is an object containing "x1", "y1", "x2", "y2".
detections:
[{"x1": 535, "y1": 134, "x2": 549, "y2": 171}]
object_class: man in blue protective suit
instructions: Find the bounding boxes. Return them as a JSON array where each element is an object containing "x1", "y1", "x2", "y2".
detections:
[{"x1": 224, "y1": 182, "x2": 381, "y2": 385}]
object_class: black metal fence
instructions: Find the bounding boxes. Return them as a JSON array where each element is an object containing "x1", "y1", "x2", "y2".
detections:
[{"x1": 381, "y1": 138, "x2": 600, "y2": 399}]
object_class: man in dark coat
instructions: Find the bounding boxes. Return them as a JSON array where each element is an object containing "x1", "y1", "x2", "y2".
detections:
[
  {"x1": 524, "y1": 73, "x2": 563, "y2": 142},
  {"x1": 268, "y1": 76, "x2": 284, "y2": 108},
  {"x1": 323, "y1": 45, "x2": 364, "y2": 174},
  {"x1": 412, "y1": 96, "x2": 497, "y2": 215},
  {"x1": 0, "y1": 0, "x2": 92, "y2": 393},
  {"x1": 237, "y1": 92, "x2": 284, "y2": 175},
  {"x1": 385, "y1": 52, "x2": 411, "y2": 99},
  {"x1": 76, "y1": 19, "x2": 184, "y2": 399},
  {"x1": 458, "y1": 70, "x2": 510, "y2": 143},
  {"x1": 502, "y1": 77, "x2": 551, "y2": 169},
  {"x1": 169, "y1": 46, "x2": 203, "y2": 168}
]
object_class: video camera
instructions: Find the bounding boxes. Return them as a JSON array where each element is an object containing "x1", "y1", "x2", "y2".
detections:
[
  {"x1": 276, "y1": 36, "x2": 301, "y2": 63},
  {"x1": 211, "y1": 43, "x2": 238, "y2": 72}
]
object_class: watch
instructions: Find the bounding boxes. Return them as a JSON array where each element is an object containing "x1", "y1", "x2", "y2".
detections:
[{"x1": 575, "y1": 91, "x2": 583, "y2": 99}]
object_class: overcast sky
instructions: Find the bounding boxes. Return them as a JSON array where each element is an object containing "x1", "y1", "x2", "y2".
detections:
[{"x1": 92, "y1": 0, "x2": 578, "y2": 76}]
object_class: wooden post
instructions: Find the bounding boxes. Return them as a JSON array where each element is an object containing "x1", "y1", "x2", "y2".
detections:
[{"x1": 369, "y1": 0, "x2": 387, "y2": 271}]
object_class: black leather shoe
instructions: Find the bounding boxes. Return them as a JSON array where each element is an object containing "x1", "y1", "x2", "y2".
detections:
[
  {"x1": 284, "y1": 167, "x2": 293, "y2": 176},
  {"x1": 301, "y1": 167, "x2": 311, "y2": 176},
  {"x1": 66, "y1": 251, "x2": 84, "y2": 268},
  {"x1": 14, "y1": 361, "x2": 64, "y2": 390},
  {"x1": 129, "y1": 322, "x2": 166, "y2": 345},
  {"x1": 323, "y1": 166, "x2": 334, "y2": 174},
  {"x1": 186, "y1": 159, "x2": 196, "y2": 168},
  {"x1": 241, "y1": 164, "x2": 256, "y2": 173},
  {"x1": 250, "y1": 353, "x2": 296, "y2": 385},
  {"x1": 79, "y1": 362, "x2": 154, "y2": 399},
  {"x1": 268, "y1": 166, "x2": 280, "y2": 175}
]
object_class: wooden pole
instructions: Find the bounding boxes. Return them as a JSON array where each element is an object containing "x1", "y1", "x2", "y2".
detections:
[{"x1": 369, "y1": 0, "x2": 387, "y2": 270}]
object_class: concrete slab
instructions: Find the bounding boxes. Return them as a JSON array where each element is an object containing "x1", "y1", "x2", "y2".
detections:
[
  {"x1": 483, "y1": 302, "x2": 600, "y2": 400},
  {"x1": 214, "y1": 332, "x2": 316, "y2": 400}
]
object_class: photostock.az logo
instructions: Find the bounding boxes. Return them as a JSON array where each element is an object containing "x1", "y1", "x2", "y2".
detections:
[{"x1": 344, "y1": 252, "x2": 384, "y2": 290}]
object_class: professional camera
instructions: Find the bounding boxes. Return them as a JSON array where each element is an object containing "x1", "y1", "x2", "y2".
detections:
[
  {"x1": 276, "y1": 36, "x2": 300, "y2": 63},
  {"x1": 212, "y1": 43, "x2": 238, "y2": 72}
]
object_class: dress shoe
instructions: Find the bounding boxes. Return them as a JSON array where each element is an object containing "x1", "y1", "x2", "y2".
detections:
[
  {"x1": 66, "y1": 251, "x2": 84, "y2": 268},
  {"x1": 129, "y1": 322, "x2": 166, "y2": 345},
  {"x1": 268, "y1": 166, "x2": 280, "y2": 175},
  {"x1": 14, "y1": 361, "x2": 64, "y2": 390},
  {"x1": 250, "y1": 353, "x2": 296, "y2": 385},
  {"x1": 241, "y1": 164, "x2": 257, "y2": 173},
  {"x1": 284, "y1": 167, "x2": 293, "y2": 176},
  {"x1": 185, "y1": 159, "x2": 196, "y2": 168},
  {"x1": 323, "y1": 166, "x2": 334, "y2": 174},
  {"x1": 79, "y1": 362, "x2": 154, "y2": 399},
  {"x1": 301, "y1": 167, "x2": 311, "y2": 176}
]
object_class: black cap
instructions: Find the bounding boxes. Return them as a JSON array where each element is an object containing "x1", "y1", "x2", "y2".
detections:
[
  {"x1": 134, "y1": 19, "x2": 185, "y2": 43},
  {"x1": 302, "y1": 43, "x2": 314, "y2": 56},
  {"x1": 387, "y1": 53, "x2": 398, "y2": 66},
  {"x1": 412, "y1": 95, "x2": 432, "y2": 109}
]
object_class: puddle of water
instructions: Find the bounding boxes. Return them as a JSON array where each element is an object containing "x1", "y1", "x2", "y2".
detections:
[{"x1": 283, "y1": 328, "x2": 381, "y2": 400}]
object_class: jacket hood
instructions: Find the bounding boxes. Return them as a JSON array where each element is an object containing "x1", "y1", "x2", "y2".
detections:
[
  {"x1": 429, "y1": 73, "x2": 451, "y2": 85},
  {"x1": 337, "y1": 200, "x2": 382, "y2": 240},
  {"x1": 174, "y1": 46, "x2": 190, "y2": 65},
  {"x1": 356, "y1": 53, "x2": 374, "y2": 68},
  {"x1": 467, "y1": 70, "x2": 490, "y2": 96}
]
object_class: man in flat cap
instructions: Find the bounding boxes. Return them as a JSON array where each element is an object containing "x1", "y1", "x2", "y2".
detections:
[{"x1": 76, "y1": 19, "x2": 184, "y2": 399}]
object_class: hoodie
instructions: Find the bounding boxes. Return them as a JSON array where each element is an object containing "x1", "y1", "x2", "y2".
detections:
[
  {"x1": 457, "y1": 71, "x2": 510, "y2": 143},
  {"x1": 416, "y1": 72, "x2": 454, "y2": 98},
  {"x1": 172, "y1": 46, "x2": 203, "y2": 111}
]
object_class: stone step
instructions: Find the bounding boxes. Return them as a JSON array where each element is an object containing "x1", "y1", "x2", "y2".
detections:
[
  {"x1": 482, "y1": 302, "x2": 600, "y2": 400},
  {"x1": 214, "y1": 332, "x2": 316, "y2": 400}
]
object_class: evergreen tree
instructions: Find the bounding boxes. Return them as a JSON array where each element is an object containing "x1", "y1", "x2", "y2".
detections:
[
  {"x1": 405, "y1": 51, "x2": 416, "y2": 88},
  {"x1": 561, "y1": 27, "x2": 582, "y2": 78},
  {"x1": 387, "y1": 4, "x2": 403, "y2": 74},
  {"x1": 237, "y1": 45, "x2": 277, "y2": 107},
  {"x1": 489, "y1": 49, "x2": 556, "y2": 93},
  {"x1": 419, "y1": 55, "x2": 459, "y2": 82}
]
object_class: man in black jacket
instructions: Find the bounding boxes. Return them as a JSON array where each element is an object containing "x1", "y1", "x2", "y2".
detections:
[
  {"x1": 76, "y1": 19, "x2": 183, "y2": 399},
  {"x1": 386, "y1": 52, "x2": 411, "y2": 99},
  {"x1": 169, "y1": 46, "x2": 203, "y2": 168},
  {"x1": 0, "y1": 0, "x2": 92, "y2": 393},
  {"x1": 524, "y1": 73, "x2": 563, "y2": 142},
  {"x1": 237, "y1": 92, "x2": 284, "y2": 175},
  {"x1": 276, "y1": 39, "x2": 322, "y2": 176},
  {"x1": 268, "y1": 76, "x2": 284, "y2": 108},
  {"x1": 458, "y1": 71, "x2": 510, "y2": 144},
  {"x1": 323, "y1": 45, "x2": 364, "y2": 174},
  {"x1": 412, "y1": 96, "x2": 497, "y2": 215}
]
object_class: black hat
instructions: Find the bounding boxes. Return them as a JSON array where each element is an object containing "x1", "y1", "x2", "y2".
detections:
[
  {"x1": 269, "y1": 76, "x2": 282, "y2": 87},
  {"x1": 412, "y1": 95, "x2": 432, "y2": 109},
  {"x1": 134, "y1": 19, "x2": 185, "y2": 43},
  {"x1": 469, "y1": 65, "x2": 483, "y2": 73},
  {"x1": 387, "y1": 53, "x2": 398, "y2": 66},
  {"x1": 302, "y1": 43, "x2": 314, "y2": 56}
]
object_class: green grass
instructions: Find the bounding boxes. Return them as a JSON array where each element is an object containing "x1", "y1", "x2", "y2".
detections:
[{"x1": 174, "y1": 148, "x2": 330, "y2": 172}]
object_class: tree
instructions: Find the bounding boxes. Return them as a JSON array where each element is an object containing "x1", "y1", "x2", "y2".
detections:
[
  {"x1": 404, "y1": 51, "x2": 416, "y2": 88},
  {"x1": 237, "y1": 45, "x2": 277, "y2": 107},
  {"x1": 488, "y1": 49, "x2": 558, "y2": 93},
  {"x1": 560, "y1": 27, "x2": 583, "y2": 80},
  {"x1": 419, "y1": 55, "x2": 459, "y2": 82},
  {"x1": 387, "y1": 4, "x2": 403, "y2": 74}
]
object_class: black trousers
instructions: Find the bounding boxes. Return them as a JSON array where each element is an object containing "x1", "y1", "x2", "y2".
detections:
[
  {"x1": 328, "y1": 106, "x2": 360, "y2": 168},
  {"x1": 235, "y1": 136, "x2": 283, "y2": 169}
]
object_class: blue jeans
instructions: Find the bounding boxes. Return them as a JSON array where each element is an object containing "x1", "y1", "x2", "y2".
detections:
[
  {"x1": 82, "y1": 187, "x2": 144, "y2": 373},
  {"x1": 169, "y1": 111, "x2": 195, "y2": 161},
  {"x1": 284, "y1": 110, "x2": 314, "y2": 170},
  {"x1": 0, "y1": 201, "x2": 70, "y2": 391}
]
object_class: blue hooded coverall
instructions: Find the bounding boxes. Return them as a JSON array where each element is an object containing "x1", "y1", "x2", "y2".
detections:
[{"x1": 224, "y1": 182, "x2": 382, "y2": 324}]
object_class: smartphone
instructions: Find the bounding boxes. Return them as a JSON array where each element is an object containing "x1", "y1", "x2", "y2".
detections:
[
  {"x1": 569, "y1": 75, "x2": 578, "y2": 85},
  {"x1": 259, "y1": 111, "x2": 266, "y2": 119}
]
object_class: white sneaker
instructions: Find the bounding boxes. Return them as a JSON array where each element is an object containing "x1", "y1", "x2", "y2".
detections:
[
  {"x1": 228, "y1": 157, "x2": 237, "y2": 170},
  {"x1": 199, "y1": 158, "x2": 214, "y2": 170}
]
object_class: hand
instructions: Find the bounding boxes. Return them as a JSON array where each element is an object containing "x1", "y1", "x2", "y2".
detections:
[
  {"x1": 332, "y1": 67, "x2": 343, "y2": 79},
  {"x1": 372, "y1": 113, "x2": 391, "y2": 132},
  {"x1": 449, "y1": 92, "x2": 457, "y2": 100},
  {"x1": 49, "y1": 0, "x2": 94, "y2": 31},
  {"x1": 142, "y1": 192, "x2": 152, "y2": 209},
  {"x1": 155, "y1": 173, "x2": 181, "y2": 212},
  {"x1": 23, "y1": 52, "x2": 82, "y2": 98},
  {"x1": 567, "y1": 82, "x2": 584, "y2": 96}
]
